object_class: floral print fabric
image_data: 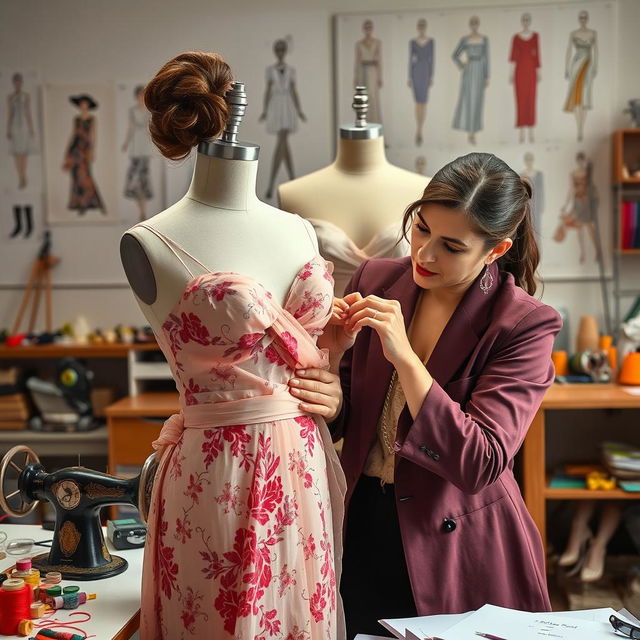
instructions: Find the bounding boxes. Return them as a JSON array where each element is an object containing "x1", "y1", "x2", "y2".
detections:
[{"x1": 140, "y1": 255, "x2": 346, "y2": 640}]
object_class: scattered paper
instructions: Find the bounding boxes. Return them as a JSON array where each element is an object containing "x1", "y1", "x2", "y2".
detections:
[{"x1": 380, "y1": 612, "x2": 472, "y2": 639}]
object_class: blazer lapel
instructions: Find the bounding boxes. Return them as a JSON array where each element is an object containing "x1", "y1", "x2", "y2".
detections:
[{"x1": 426, "y1": 262, "x2": 500, "y2": 387}]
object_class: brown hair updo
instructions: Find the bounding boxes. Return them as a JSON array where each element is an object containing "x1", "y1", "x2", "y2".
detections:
[
  {"x1": 144, "y1": 52, "x2": 233, "y2": 161},
  {"x1": 402, "y1": 152, "x2": 540, "y2": 295}
]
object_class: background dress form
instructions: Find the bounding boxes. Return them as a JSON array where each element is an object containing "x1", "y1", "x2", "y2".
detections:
[
  {"x1": 265, "y1": 64, "x2": 298, "y2": 135},
  {"x1": 8, "y1": 92, "x2": 31, "y2": 156},
  {"x1": 409, "y1": 39, "x2": 434, "y2": 104},
  {"x1": 355, "y1": 39, "x2": 382, "y2": 123},
  {"x1": 510, "y1": 32, "x2": 540, "y2": 127},
  {"x1": 564, "y1": 36, "x2": 595, "y2": 112},
  {"x1": 452, "y1": 36, "x2": 489, "y2": 133}
]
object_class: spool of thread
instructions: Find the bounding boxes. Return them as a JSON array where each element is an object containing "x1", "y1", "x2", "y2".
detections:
[
  {"x1": 17, "y1": 618, "x2": 34, "y2": 636},
  {"x1": 0, "y1": 579, "x2": 32, "y2": 635},
  {"x1": 42, "y1": 584, "x2": 62, "y2": 605},
  {"x1": 22, "y1": 568, "x2": 40, "y2": 589},
  {"x1": 599, "y1": 335, "x2": 613, "y2": 350},
  {"x1": 34, "y1": 629, "x2": 86, "y2": 640},
  {"x1": 608, "y1": 346, "x2": 618, "y2": 373},
  {"x1": 51, "y1": 591, "x2": 96, "y2": 610},
  {"x1": 15, "y1": 558, "x2": 32, "y2": 572},
  {"x1": 43, "y1": 571, "x2": 62, "y2": 584},
  {"x1": 30, "y1": 601, "x2": 46, "y2": 618},
  {"x1": 576, "y1": 315, "x2": 599, "y2": 352},
  {"x1": 62, "y1": 585, "x2": 80, "y2": 594}
]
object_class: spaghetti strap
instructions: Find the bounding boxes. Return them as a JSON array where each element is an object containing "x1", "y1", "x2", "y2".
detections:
[
  {"x1": 300, "y1": 218, "x2": 320, "y2": 255},
  {"x1": 134, "y1": 223, "x2": 212, "y2": 279}
]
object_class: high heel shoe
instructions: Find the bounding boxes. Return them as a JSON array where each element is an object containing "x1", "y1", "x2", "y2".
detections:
[
  {"x1": 580, "y1": 541, "x2": 606, "y2": 583},
  {"x1": 558, "y1": 532, "x2": 592, "y2": 576}
]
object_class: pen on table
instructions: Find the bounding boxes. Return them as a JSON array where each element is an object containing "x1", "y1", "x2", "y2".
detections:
[{"x1": 475, "y1": 633, "x2": 508, "y2": 640}]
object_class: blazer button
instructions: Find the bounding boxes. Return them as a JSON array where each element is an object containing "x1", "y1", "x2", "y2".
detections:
[
  {"x1": 398, "y1": 496, "x2": 412, "y2": 502},
  {"x1": 442, "y1": 518, "x2": 457, "y2": 533},
  {"x1": 430, "y1": 451, "x2": 440, "y2": 461}
]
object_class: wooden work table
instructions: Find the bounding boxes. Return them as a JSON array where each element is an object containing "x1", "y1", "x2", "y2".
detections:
[
  {"x1": 104, "y1": 384, "x2": 640, "y2": 555},
  {"x1": 523, "y1": 383, "x2": 640, "y2": 554}
]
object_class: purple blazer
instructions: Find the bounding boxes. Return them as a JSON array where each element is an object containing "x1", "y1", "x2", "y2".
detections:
[{"x1": 333, "y1": 257, "x2": 561, "y2": 615}]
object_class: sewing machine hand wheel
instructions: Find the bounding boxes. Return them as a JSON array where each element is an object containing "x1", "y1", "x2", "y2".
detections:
[
  {"x1": 0, "y1": 445, "x2": 40, "y2": 517},
  {"x1": 138, "y1": 451, "x2": 158, "y2": 524}
]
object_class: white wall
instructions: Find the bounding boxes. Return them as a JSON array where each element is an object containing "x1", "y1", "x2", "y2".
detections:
[{"x1": 0, "y1": 0, "x2": 638, "y2": 348}]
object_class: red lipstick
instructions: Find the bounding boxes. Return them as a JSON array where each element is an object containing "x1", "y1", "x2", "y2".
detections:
[{"x1": 415, "y1": 264, "x2": 437, "y2": 277}]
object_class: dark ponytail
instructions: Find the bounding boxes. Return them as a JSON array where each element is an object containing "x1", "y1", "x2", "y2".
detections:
[{"x1": 401, "y1": 152, "x2": 540, "y2": 295}]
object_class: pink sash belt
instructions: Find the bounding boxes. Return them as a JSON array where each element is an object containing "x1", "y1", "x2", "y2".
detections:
[{"x1": 152, "y1": 389, "x2": 306, "y2": 451}]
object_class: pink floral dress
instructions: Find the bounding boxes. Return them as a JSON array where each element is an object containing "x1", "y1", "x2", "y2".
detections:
[{"x1": 137, "y1": 224, "x2": 346, "y2": 640}]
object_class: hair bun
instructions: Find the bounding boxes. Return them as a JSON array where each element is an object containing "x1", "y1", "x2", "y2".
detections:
[
  {"x1": 144, "y1": 52, "x2": 233, "y2": 160},
  {"x1": 520, "y1": 176, "x2": 533, "y2": 200}
]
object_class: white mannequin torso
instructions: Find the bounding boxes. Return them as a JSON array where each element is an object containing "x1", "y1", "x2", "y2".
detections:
[
  {"x1": 121, "y1": 151, "x2": 318, "y2": 336},
  {"x1": 278, "y1": 137, "x2": 427, "y2": 247}
]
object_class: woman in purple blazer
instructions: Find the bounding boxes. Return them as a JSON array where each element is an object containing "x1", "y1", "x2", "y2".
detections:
[{"x1": 288, "y1": 152, "x2": 562, "y2": 638}]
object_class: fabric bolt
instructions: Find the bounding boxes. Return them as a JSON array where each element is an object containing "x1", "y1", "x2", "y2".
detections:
[
  {"x1": 452, "y1": 36, "x2": 490, "y2": 133},
  {"x1": 307, "y1": 218, "x2": 409, "y2": 297},
  {"x1": 509, "y1": 33, "x2": 540, "y2": 127},
  {"x1": 137, "y1": 223, "x2": 346, "y2": 640},
  {"x1": 409, "y1": 39, "x2": 434, "y2": 104},
  {"x1": 265, "y1": 64, "x2": 298, "y2": 134}
]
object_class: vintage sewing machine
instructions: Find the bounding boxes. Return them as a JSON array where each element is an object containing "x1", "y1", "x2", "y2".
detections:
[{"x1": 0, "y1": 445, "x2": 158, "y2": 580}]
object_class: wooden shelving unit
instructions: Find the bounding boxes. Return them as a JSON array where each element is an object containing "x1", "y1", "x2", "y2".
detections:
[
  {"x1": 612, "y1": 129, "x2": 640, "y2": 329},
  {"x1": 0, "y1": 342, "x2": 159, "y2": 359}
]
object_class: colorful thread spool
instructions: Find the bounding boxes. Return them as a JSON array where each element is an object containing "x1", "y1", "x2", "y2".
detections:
[
  {"x1": 34, "y1": 629, "x2": 86, "y2": 640},
  {"x1": 30, "y1": 601, "x2": 46, "y2": 618},
  {"x1": 17, "y1": 618, "x2": 34, "y2": 636},
  {"x1": 0, "y1": 578, "x2": 32, "y2": 636},
  {"x1": 62, "y1": 585, "x2": 80, "y2": 594},
  {"x1": 43, "y1": 571, "x2": 62, "y2": 584},
  {"x1": 51, "y1": 591, "x2": 96, "y2": 610}
]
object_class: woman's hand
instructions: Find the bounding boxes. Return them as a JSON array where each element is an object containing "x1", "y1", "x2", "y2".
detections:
[
  {"x1": 346, "y1": 294, "x2": 413, "y2": 368},
  {"x1": 317, "y1": 294, "x2": 362, "y2": 361},
  {"x1": 288, "y1": 368, "x2": 343, "y2": 422}
]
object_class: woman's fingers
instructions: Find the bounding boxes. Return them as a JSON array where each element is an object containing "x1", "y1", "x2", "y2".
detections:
[{"x1": 292, "y1": 368, "x2": 335, "y2": 383}]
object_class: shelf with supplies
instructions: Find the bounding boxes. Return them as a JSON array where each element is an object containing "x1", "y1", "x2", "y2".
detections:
[
  {"x1": 0, "y1": 342, "x2": 160, "y2": 359},
  {"x1": 523, "y1": 383, "x2": 640, "y2": 556},
  {"x1": 612, "y1": 129, "x2": 640, "y2": 330}
]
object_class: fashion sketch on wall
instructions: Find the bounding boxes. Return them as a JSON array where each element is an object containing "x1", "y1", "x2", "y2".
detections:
[
  {"x1": 408, "y1": 19, "x2": 434, "y2": 146},
  {"x1": 6, "y1": 72, "x2": 36, "y2": 190},
  {"x1": 354, "y1": 19, "x2": 383, "y2": 124},
  {"x1": 259, "y1": 38, "x2": 306, "y2": 200},
  {"x1": 43, "y1": 84, "x2": 116, "y2": 224},
  {"x1": 509, "y1": 13, "x2": 540, "y2": 144},
  {"x1": 520, "y1": 152, "x2": 544, "y2": 238},
  {"x1": 553, "y1": 151, "x2": 600, "y2": 264},
  {"x1": 118, "y1": 83, "x2": 162, "y2": 222},
  {"x1": 563, "y1": 10, "x2": 598, "y2": 142},
  {"x1": 452, "y1": 16, "x2": 489, "y2": 145}
]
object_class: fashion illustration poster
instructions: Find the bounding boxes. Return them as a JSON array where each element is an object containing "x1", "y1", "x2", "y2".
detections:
[
  {"x1": 43, "y1": 84, "x2": 116, "y2": 224},
  {"x1": 116, "y1": 82, "x2": 162, "y2": 222},
  {"x1": 0, "y1": 69, "x2": 45, "y2": 244}
]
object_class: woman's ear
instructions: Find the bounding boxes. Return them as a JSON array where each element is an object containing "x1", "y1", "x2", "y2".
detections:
[{"x1": 486, "y1": 238, "x2": 513, "y2": 264}]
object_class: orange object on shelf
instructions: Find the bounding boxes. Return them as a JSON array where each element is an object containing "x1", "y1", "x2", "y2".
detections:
[
  {"x1": 551, "y1": 350, "x2": 569, "y2": 376},
  {"x1": 619, "y1": 352, "x2": 640, "y2": 385}
]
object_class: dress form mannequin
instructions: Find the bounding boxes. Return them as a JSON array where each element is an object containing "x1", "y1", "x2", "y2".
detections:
[
  {"x1": 278, "y1": 87, "x2": 428, "y2": 295},
  {"x1": 558, "y1": 500, "x2": 622, "y2": 582},
  {"x1": 121, "y1": 83, "x2": 318, "y2": 333},
  {"x1": 119, "y1": 53, "x2": 345, "y2": 639}
]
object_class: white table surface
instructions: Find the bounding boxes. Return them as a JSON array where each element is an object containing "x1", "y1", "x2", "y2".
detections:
[{"x1": 0, "y1": 523, "x2": 142, "y2": 640}]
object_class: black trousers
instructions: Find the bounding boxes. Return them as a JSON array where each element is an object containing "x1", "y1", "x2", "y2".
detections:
[{"x1": 340, "y1": 475, "x2": 418, "y2": 639}]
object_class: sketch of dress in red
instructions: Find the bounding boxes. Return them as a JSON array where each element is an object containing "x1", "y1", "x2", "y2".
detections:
[
  {"x1": 62, "y1": 94, "x2": 105, "y2": 215},
  {"x1": 509, "y1": 13, "x2": 540, "y2": 143}
]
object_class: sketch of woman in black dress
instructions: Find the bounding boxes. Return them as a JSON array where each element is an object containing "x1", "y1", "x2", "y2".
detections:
[
  {"x1": 122, "y1": 85, "x2": 153, "y2": 221},
  {"x1": 259, "y1": 39, "x2": 306, "y2": 200},
  {"x1": 408, "y1": 19, "x2": 434, "y2": 146},
  {"x1": 452, "y1": 16, "x2": 490, "y2": 145},
  {"x1": 354, "y1": 20, "x2": 383, "y2": 124},
  {"x1": 62, "y1": 94, "x2": 104, "y2": 215},
  {"x1": 563, "y1": 10, "x2": 598, "y2": 142},
  {"x1": 6, "y1": 73, "x2": 35, "y2": 189}
]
